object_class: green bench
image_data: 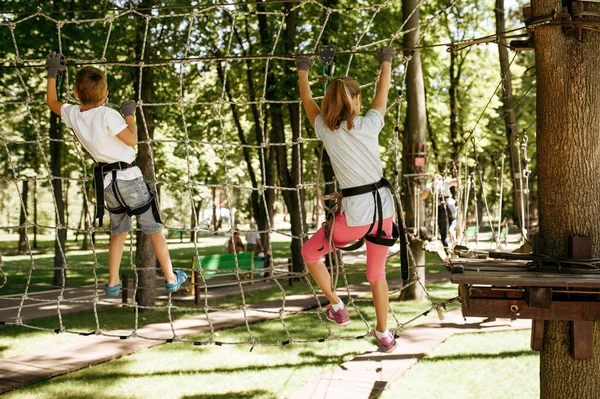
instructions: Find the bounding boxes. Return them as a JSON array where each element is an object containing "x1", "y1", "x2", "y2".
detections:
[
  {"x1": 188, "y1": 252, "x2": 264, "y2": 293},
  {"x1": 167, "y1": 229, "x2": 186, "y2": 242}
]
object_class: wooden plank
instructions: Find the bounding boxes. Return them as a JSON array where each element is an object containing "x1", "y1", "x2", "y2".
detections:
[
  {"x1": 462, "y1": 298, "x2": 600, "y2": 321},
  {"x1": 452, "y1": 270, "x2": 600, "y2": 289},
  {"x1": 570, "y1": 320, "x2": 594, "y2": 360},
  {"x1": 530, "y1": 319, "x2": 544, "y2": 351},
  {"x1": 569, "y1": 236, "x2": 592, "y2": 260},
  {"x1": 525, "y1": 287, "x2": 552, "y2": 309},
  {"x1": 459, "y1": 284, "x2": 470, "y2": 310}
]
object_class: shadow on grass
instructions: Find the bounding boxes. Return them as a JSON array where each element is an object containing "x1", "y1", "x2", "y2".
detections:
[
  {"x1": 182, "y1": 390, "x2": 277, "y2": 399},
  {"x1": 57, "y1": 356, "x2": 353, "y2": 381},
  {"x1": 422, "y1": 349, "x2": 536, "y2": 363}
]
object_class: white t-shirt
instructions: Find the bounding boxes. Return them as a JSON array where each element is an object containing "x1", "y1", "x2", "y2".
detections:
[
  {"x1": 61, "y1": 104, "x2": 142, "y2": 187},
  {"x1": 245, "y1": 231, "x2": 261, "y2": 245},
  {"x1": 426, "y1": 179, "x2": 453, "y2": 198},
  {"x1": 314, "y1": 109, "x2": 394, "y2": 226}
]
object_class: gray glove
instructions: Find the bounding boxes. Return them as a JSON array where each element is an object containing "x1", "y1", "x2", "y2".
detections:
[
  {"x1": 45, "y1": 51, "x2": 66, "y2": 79},
  {"x1": 120, "y1": 101, "x2": 136, "y2": 117},
  {"x1": 377, "y1": 46, "x2": 395, "y2": 63},
  {"x1": 295, "y1": 55, "x2": 314, "y2": 72}
]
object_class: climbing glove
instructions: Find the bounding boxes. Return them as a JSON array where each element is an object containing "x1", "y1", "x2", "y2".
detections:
[
  {"x1": 45, "y1": 51, "x2": 66, "y2": 79},
  {"x1": 377, "y1": 46, "x2": 395, "y2": 63},
  {"x1": 295, "y1": 55, "x2": 314, "y2": 72},
  {"x1": 120, "y1": 101, "x2": 136, "y2": 117}
]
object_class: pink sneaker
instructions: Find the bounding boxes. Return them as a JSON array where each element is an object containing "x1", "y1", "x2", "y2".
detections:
[
  {"x1": 376, "y1": 329, "x2": 398, "y2": 353},
  {"x1": 325, "y1": 304, "x2": 351, "y2": 326}
]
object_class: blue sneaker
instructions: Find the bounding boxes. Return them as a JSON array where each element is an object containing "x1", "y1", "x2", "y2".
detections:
[
  {"x1": 105, "y1": 283, "x2": 121, "y2": 297},
  {"x1": 165, "y1": 270, "x2": 187, "y2": 293}
]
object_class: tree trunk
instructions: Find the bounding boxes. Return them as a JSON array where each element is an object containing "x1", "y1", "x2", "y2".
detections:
[
  {"x1": 81, "y1": 193, "x2": 89, "y2": 250},
  {"x1": 33, "y1": 178, "x2": 38, "y2": 249},
  {"x1": 64, "y1": 180, "x2": 69, "y2": 229},
  {"x1": 449, "y1": 50, "x2": 460, "y2": 162},
  {"x1": 212, "y1": 187, "x2": 220, "y2": 232},
  {"x1": 400, "y1": 0, "x2": 427, "y2": 301},
  {"x1": 50, "y1": 110, "x2": 67, "y2": 286},
  {"x1": 191, "y1": 199, "x2": 202, "y2": 243},
  {"x1": 534, "y1": 0, "x2": 600, "y2": 396},
  {"x1": 134, "y1": 2, "x2": 158, "y2": 309},
  {"x1": 275, "y1": 3, "x2": 306, "y2": 274},
  {"x1": 495, "y1": 0, "x2": 526, "y2": 234},
  {"x1": 18, "y1": 180, "x2": 29, "y2": 254}
]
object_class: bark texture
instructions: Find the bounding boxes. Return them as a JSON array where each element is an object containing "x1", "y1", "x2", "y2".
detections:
[
  {"x1": 50, "y1": 110, "x2": 67, "y2": 287},
  {"x1": 134, "y1": 0, "x2": 158, "y2": 309},
  {"x1": 534, "y1": 0, "x2": 600, "y2": 396},
  {"x1": 400, "y1": 0, "x2": 427, "y2": 300},
  {"x1": 495, "y1": 0, "x2": 527, "y2": 231}
]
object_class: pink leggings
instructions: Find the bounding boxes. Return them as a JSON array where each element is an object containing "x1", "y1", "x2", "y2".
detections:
[{"x1": 301, "y1": 212, "x2": 393, "y2": 281}]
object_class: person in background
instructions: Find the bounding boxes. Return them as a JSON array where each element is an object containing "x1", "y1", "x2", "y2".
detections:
[
  {"x1": 420, "y1": 174, "x2": 458, "y2": 248},
  {"x1": 245, "y1": 222, "x2": 264, "y2": 255},
  {"x1": 225, "y1": 231, "x2": 245, "y2": 253}
]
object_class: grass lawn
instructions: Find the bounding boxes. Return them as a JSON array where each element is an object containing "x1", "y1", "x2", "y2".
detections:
[
  {"x1": 0, "y1": 272, "x2": 458, "y2": 359},
  {"x1": 0, "y1": 234, "x2": 294, "y2": 296},
  {"x1": 1, "y1": 280, "x2": 462, "y2": 399},
  {"x1": 382, "y1": 329, "x2": 539, "y2": 399}
]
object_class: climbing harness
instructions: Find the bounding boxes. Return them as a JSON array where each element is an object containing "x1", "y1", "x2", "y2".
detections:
[
  {"x1": 320, "y1": 178, "x2": 410, "y2": 280},
  {"x1": 92, "y1": 161, "x2": 162, "y2": 227}
]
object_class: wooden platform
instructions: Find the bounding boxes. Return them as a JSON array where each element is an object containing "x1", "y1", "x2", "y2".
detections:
[
  {"x1": 449, "y1": 259, "x2": 600, "y2": 359},
  {"x1": 451, "y1": 263, "x2": 600, "y2": 289}
]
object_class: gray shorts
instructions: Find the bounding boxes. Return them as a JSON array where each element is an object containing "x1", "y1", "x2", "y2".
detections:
[{"x1": 104, "y1": 177, "x2": 163, "y2": 235}]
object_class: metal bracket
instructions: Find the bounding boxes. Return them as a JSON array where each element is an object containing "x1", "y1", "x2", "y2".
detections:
[{"x1": 318, "y1": 45, "x2": 336, "y2": 66}]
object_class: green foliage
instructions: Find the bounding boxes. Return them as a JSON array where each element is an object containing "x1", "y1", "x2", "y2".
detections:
[{"x1": 1, "y1": 1, "x2": 537, "y2": 253}]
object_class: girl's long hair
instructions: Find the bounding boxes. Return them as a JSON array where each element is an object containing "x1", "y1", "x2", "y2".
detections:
[{"x1": 322, "y1": 77, "x2": 361, "y2": 130}]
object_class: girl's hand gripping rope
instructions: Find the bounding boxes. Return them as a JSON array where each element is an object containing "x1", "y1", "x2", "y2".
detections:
[
  {"x1": 376, "y1": 46, "x2": 395, "y2": 63},
  {"x1": 295, "y1": 55, "x2": 314, "y2": 72}
]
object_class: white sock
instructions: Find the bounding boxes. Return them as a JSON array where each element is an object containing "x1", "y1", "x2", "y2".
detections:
[
  {"x1": 375, "y1": 329, "x2": 390, "y2": 339},
  {"x1": 331, "y1": 299, "x2": 345, "y2": 311}
]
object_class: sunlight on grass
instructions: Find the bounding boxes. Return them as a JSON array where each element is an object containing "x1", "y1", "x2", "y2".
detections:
[
  {"x1": 382, "y1": 329, "x2": 539, "y2": 399},
  {"x1": 0, "y1": 280, "x2": 458, "y2": 359}
]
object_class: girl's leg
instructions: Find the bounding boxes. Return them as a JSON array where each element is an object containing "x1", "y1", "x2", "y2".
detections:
[
  {"x1": 370, "y1": 279, "x2": 389, "y2": 332},
  {"x1": 365, "y1": 216, "x2": 394, "y2": 332},
  {"x1": 305, "y1": 260, "x2": 341, "y2": 304},
  {"x1": 302, "y1": 227, "x2": 341, "y2": 304},
  {"x1": 148, "y1": 231, "x2": 177, "y2": 283},
  {"x1": 108, "y1": 232, "x2": 128, "y2": 286},
  {"x1": 302, "y1": 213, "x2": 369, "y2": 304}
]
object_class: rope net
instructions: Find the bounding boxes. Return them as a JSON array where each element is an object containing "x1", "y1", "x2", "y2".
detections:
[{"x1": 0, "y1": 0, "x2": 473, "y2": 347}]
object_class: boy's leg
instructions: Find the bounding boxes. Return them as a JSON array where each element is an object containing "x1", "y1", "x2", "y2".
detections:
[
  {"x1": 148, "y1": 231, "x2": 177, "y2": 283},
  {"x1": 108, "y1": 233, "x2": 128, "y2": 286}
]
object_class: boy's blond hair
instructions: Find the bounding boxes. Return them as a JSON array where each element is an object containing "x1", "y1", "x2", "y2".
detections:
[{"x1": 75, "y1": 66, "x2": 107, "y2": 105}]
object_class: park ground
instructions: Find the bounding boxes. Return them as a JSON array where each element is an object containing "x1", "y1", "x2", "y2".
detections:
[{"x1": 0, "y1": 232, "x2": 539, "y2": 398}]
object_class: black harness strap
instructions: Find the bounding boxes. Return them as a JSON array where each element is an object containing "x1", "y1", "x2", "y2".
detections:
[
  {"x1": 93, "y1": 160, "x2": 162, "y2": 227},
  {"x1": 335, "y1": 177, "x2": 410, "y2": 280}
]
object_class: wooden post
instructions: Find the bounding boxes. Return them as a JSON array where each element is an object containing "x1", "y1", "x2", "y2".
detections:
[
  {"x1": 531, "y1": 319, "x2": 544, "y2": 351},
  {"x1": 121, "y1": 273, "x2": 128, "y2": 304},
  {"x1": 570, "y1": 320, "x2": 594, "y2": 360},
  {"x1": 193, "y1": 270, "x2": 200, "y2": 305}
]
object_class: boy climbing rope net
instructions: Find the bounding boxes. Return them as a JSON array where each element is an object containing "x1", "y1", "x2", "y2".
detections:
[{"x1": 44, "y1": 52, "x2": 187, "y2": 297}]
